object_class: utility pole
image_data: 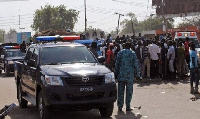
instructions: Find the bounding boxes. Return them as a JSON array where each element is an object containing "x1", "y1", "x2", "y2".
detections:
[
  {"x1": 115, "y1": 12, "x2": 124, "y2": 35},
  {"x1": 84, "y1": 0, "x2": 87, "y2": 32},
  {"x1": 161, "y1": 0, "x2": 167, "y2": 35},
  {"x1": 19, "y1": 15, "x2": 20, "y2": 25}
]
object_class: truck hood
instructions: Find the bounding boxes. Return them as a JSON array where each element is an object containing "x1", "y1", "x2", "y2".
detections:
[
  {"x1": 6, "y1": 57, "x2": 24, "y2": 61},
  {"x1": 195, "y1": 48, "x2": 200, "y2": 52},
  {"x1": 40, "y1": 63, "x2": 111, "y2": 76}
]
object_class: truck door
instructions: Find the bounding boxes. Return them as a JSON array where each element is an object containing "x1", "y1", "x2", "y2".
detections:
[
  {"x1": 21, "y1": 47, "x2": 36, "y2": 96},
  {"x1": 28, "y1": 48, "x2": 38, "y2": 96}
]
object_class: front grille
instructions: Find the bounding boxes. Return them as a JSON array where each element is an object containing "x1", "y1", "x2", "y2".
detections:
[
  {"x1": 66, "y1": 92, "x2": 104, "y2": 101},
  {"x1": 63, "y1": 76, "x2": 104, "y2": 86}
]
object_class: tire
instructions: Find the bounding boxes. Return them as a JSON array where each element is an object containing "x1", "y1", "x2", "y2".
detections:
[
  {"x1": 5, "y1": 66, "x2": 10, "y2": 76},
  {"x1": 17, "y1": 84, "x2": 28, "y2": 108},
  {"x1": 38, "y1": 91, "x2": 52, "y2": 119},
  {"x1": 99, "y1": 103, "x2": 114, "y2": 117}
]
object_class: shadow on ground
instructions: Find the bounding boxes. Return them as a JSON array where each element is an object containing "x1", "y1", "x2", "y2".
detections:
[{"x1": 7, "y1": 105, "x2": 114, "y2": 119}]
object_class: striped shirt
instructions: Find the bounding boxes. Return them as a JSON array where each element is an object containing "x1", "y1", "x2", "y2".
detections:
[{"x1": 142, "y1": 46, "x2": 149, "y2": 59}]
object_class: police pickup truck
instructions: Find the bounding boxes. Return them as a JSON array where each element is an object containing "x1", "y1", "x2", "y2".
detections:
[
  {"x1": 0, "y1": 43, "x2": 25, "y2": 75},
  {"x1": 14, "y1": 36, "x2": 117, "y2": 119}
]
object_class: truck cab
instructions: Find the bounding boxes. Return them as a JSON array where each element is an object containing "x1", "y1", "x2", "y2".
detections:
[
  {"x1": 14, "y1": 36, "x2": 117, "y2": 119},
  {"x1": 0, "y1": 44, "x2": 25, "y2": 75}
]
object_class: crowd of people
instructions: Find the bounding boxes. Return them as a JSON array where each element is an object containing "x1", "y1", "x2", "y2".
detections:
[
  {"x1": 89, "y1": 34, "x2": 199, "y2": 111},
  {"x1": 90, "y1": 34, "x2": 199, "y2": 92}
]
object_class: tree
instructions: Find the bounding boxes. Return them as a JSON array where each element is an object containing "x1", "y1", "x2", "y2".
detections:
[
  {"x1": 120, "y1": 13, "x2": 140, "y2": 35},
  {"x1": 0, "y1": 29, "x2": 5, "y2": 43},
  {"x1": 177, "y1": 22, "x2": 194, "y2": 28},
  {"x1": 120, "y1": 13, "x2": 174, "y2": 35},
  {"x1": 31, "y1": 5, "x2": 79, "y2": 32},
  {"x1": 177, "y1": 17, "x2": 200, "y2": 28},
  {"x1": 7, "y1": 28, "x2": 17, "y2": 35}
]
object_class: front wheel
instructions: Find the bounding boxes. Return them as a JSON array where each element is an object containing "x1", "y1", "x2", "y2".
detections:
[
  {"x1": 5, "y1": 66, "x2": 10, "y2": 76},
  {"x1": 38, "y1": 91, "x2": 52, "y2": 119},
  {"x1": 17, "y1": 84, "x2": 28, "y2": 108},
  {"x1": 99, "y1": 103, "x2": 114, "y2": 117}
]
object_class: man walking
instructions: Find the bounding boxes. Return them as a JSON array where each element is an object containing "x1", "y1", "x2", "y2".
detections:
[
  {"x1": 189, "y1": 43, "x2": 199, "y2": 94},
  {"x1": 115, "y1": 42, "x2": 140, "y2": 111},
  {"x1": 142, "y1": 41, "x2": 151, "y2": 80},
  {"x1": 149, "y1": 40, "x2": 160, "y2": 79},
  {"x1": 167, "y1": 40, "x2": 176, "y2": 79},
  {"x1": 20, "y1": 41, "x2": 26, "y2": 53},
  {"x1": 177, "y1": 41, "x2": 185, "y2": 80}
]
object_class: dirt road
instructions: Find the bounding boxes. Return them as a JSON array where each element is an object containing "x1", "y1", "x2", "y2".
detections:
[{"x1": 1, "y1": 72, "x2": 200, "y2": 119}]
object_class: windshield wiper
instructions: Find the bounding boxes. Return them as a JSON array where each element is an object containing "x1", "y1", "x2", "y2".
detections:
[{"x1": 44, "y1": 62, "x2": 62, "y2": 65}]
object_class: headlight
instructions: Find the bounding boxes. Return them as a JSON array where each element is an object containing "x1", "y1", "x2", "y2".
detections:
[
  {"x1": 105, "y1": 72, "x2": 115, "y2": 84},
  {"x1": 8, "y1": 61, "x2": 14, "y2": 64},
  {"x1": 45, "y1": 76, "x2": 63, "y2": 86},
  {"x1": 197, "y1": 52, "x2": 200, "y2": 57}
]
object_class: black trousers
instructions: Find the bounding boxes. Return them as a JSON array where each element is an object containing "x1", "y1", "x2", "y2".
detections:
[{"x1": 150, "y1": 60, "x2": 159, "y2": 78}]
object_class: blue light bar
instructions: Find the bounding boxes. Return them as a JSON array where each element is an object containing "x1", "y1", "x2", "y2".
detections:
[
  {"x1": 4, "y1": 46, "x2": 20, "y2": 49},
  {"x1": 36, "y1": 36, "x2": 58, "y2": 41},
  {"x1": 4, "y1": 46, "x2": 13, "y2": 49},
  {"x1": 74, "y1": 40, "x2": 94, "y2": 44}
]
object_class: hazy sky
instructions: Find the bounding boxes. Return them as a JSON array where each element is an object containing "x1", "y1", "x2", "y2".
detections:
[{"x1": 0, "y1": 0, "x2": 182, "y2": 34}]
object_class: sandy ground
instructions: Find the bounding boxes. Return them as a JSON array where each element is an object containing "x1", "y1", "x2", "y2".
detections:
[{"x1": 1, "y1": 72, "x2": 200, "y2": 119}]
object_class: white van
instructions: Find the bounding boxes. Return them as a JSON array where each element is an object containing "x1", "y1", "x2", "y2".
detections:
[{"x1": 174, "y1": 31, "x2": 200, "y2": 67}]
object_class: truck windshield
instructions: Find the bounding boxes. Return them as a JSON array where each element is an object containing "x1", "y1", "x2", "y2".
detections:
[
  {"x1": 6, "y1": 50, "x2": 25, "y2": 57},
  {"x1": 41, "y1": 46, "x2": 97, "y2": 65}
]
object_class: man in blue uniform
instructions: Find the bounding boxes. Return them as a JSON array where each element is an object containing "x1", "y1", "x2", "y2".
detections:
[
  {"x1": 189, "y1": 43, "x2": 199, "y2": 94},
  {"x1": 115, "y1": 42, "x2": 140, "y2": 111}
]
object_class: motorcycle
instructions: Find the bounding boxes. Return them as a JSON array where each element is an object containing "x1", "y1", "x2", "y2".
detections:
[{"x1": 0, "y1": 103, "x2": 16, "y2": 119}]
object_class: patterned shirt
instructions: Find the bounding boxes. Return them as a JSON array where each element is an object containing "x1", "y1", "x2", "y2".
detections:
[
  {"x1": 114, "y1": 49, "x2": 140, "y2": 82},
  {"x1": 142, "y1": 46, "x2": 149, "y2": 59}
]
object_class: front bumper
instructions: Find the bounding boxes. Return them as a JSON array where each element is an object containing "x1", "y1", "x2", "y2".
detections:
[{"x1": 42, "y1": 83, "x2": 117, "y2": 110}]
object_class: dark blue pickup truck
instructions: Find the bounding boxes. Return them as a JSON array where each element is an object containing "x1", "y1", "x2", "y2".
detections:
[{"x1": 14, "y1": 36, "x2": 117, "y2": 119}]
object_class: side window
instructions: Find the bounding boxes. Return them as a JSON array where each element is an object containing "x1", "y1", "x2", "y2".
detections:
[
  {"x1": 32, "y1": 48, "x2": 39, "y2": 64},
  {"x1": 27, "y1": 47, "x2": 34, "y2": 60},
  {"x1": 0, "y1": 50, "x2": 5, "y2": 58}
]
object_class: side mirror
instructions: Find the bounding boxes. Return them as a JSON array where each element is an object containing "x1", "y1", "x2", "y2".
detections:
[
  {"x1": 1, "y1": 55, "x2": 4, "y2": 58},
  {"x1": 27, "y1": 59, "x2": 36, "y2": 67},
  {"x1": 97, "y1": 56, "x2": 105, "y2": 63}
]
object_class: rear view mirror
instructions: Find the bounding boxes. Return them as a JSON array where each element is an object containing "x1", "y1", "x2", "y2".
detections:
[{"x1": 97, "y1": 56, "x2": 105, "y2": 63}]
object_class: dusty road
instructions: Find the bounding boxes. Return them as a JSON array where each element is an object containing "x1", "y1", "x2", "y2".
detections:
[{"x1": 0, "y1": 72, "x2": 200, "y2": 119}]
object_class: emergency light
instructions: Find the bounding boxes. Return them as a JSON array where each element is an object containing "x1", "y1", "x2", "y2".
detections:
[
  {"x1": 190, "y1": 32, "x2": 195, "y2": 36},
  {"x1": 4, "y1": 46, "x2": 20, "y2": 49},
  {"x1": 36, "y1": 36, "x2": 58, "y2": 41},
  {"x1": 74, "y1": 40, "x2": 94, "y2": 44},
  {"x1": 62, "y1": 36, "x2": 80, "y2": 41},
  {"x1": 177, "y1": 33, "x2": 182, "y2": 36},
  {"x1": 36, "y1": 35, "x2": 80, "y2": 41}
]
